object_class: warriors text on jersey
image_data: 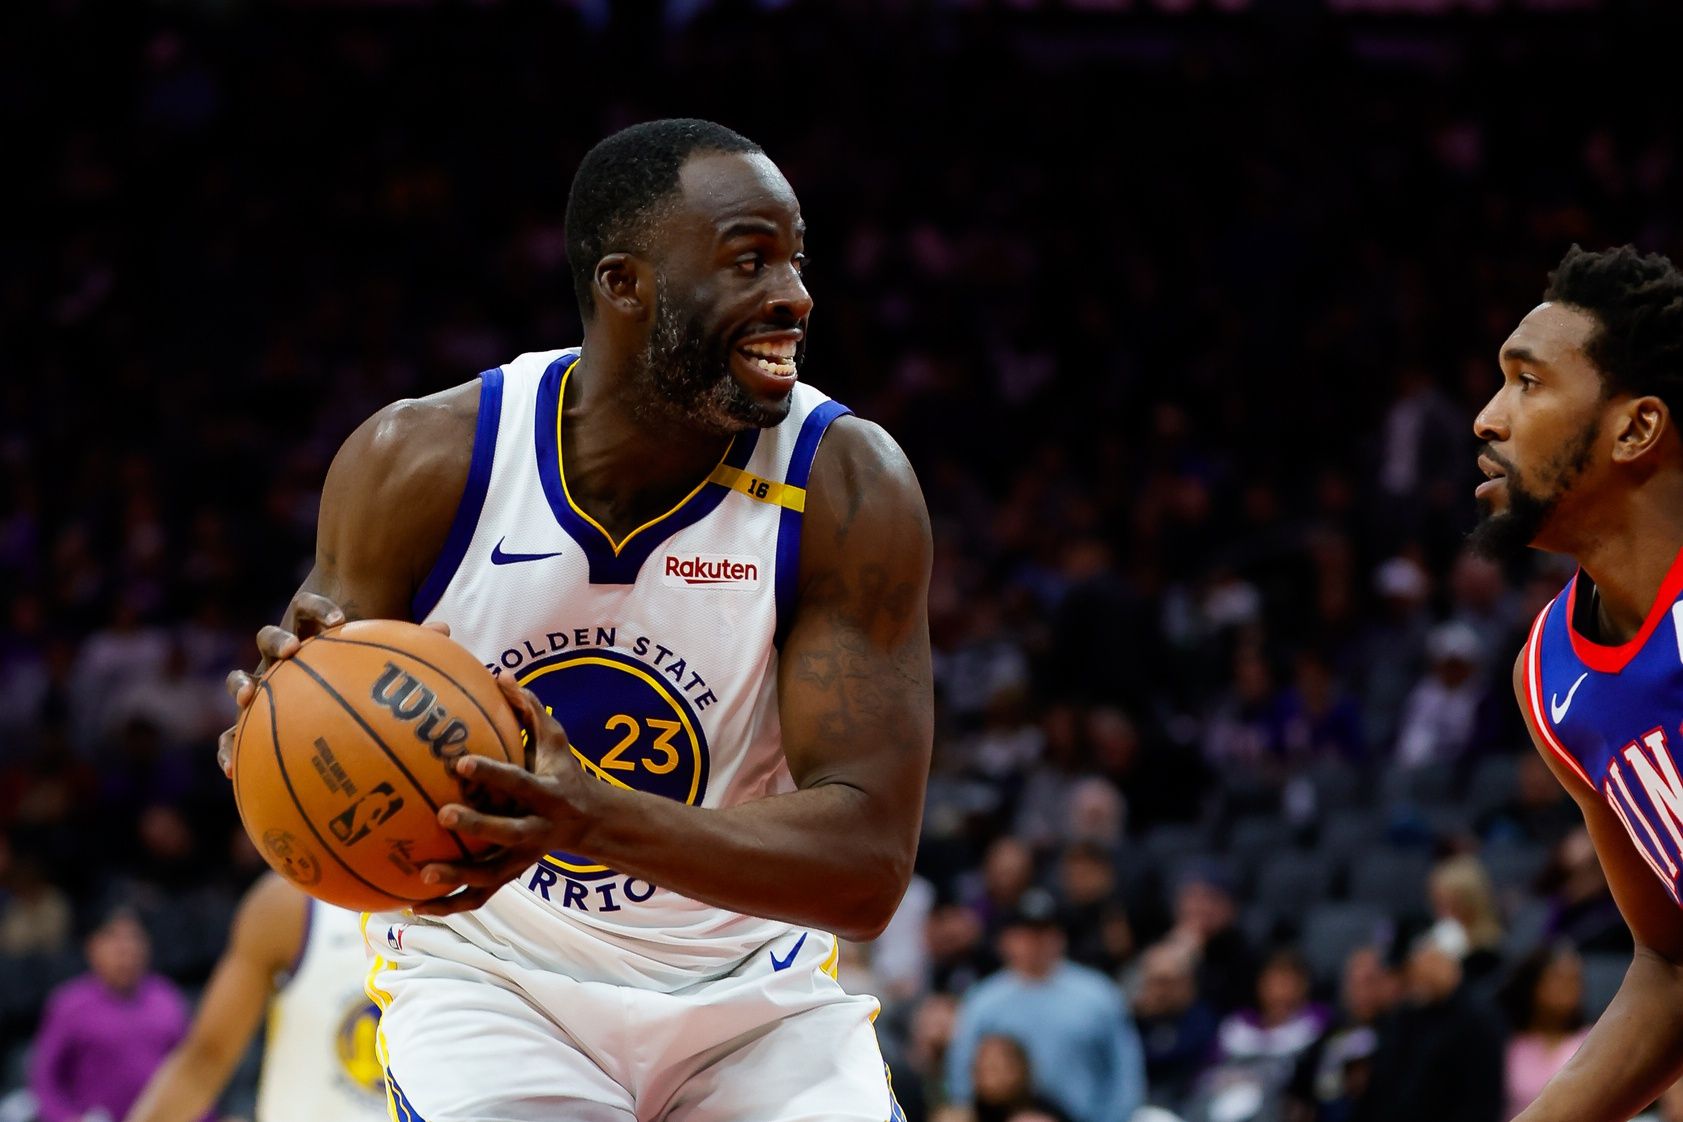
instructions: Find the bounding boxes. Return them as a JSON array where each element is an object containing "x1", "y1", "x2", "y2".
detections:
[
  {"x1": 395, "y1": 348, "x2": 852, "y2": 990},
  {"x1": 1524, "y1": 548, "x2": 1683, "y2": 904},
  {"x1": 257, "y1": 899, "x2": 385, "y2": 1121}
]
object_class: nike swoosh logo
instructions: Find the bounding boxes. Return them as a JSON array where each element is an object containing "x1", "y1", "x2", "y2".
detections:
[
  {"x1": 491, "y1": 538, "x2": 564, "y2": 566},
  {"x1": 1550, "y1": 671, "x2": 1590, "y2": 723},
  {"x1": 769, "y1": 931, "x2": 808, "y2": 972}
]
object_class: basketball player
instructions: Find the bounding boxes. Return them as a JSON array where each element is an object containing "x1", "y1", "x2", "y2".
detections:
[
  {"x1": 123, "y1": 874, "x2": 386, "y2": 1122},
  {"x1": 218, "y1": 119, "x2": 933, "y2": 1119},
  {"x1": 1471, "y1": 245, "x2": 1683, "y2": 1122}
]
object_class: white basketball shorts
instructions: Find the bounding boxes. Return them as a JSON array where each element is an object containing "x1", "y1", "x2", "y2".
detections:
[{"x1": 363, "y1": 916, "x2": 905, "y2": 1122}]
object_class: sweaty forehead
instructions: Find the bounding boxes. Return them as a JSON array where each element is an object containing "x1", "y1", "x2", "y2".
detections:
[
  {"x1": 671, "y1": 151, "x2": 802, "y2": 237},
  {"x1": 1503, "y1": 301, "x2": 1600, "y2": 367}
]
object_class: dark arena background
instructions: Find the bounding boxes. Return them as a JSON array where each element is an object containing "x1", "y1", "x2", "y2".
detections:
[{"x1": 4, "y1": 1, "x2": 1682, "y2": 1120}]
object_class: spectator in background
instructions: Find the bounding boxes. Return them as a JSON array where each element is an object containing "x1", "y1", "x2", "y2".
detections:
[
  {"x1": 1167, "y1": 863, "x2": 1258, "y2": 1015},
  {"x1": 1286, "y1": 946, "x2": 1399, "y2": 1122},
  {"x1": 1428, "y1": 857, "x2": 1505, "y2": 990},
  {"x1": 1356, "y1": 557, "x2": 1433, "y2": 751},
  {"x1": 1498, "y1": 945, "x2": 1589, "y2": 1120},
  {"x1": 1477, "y1": 753, "x2": 1578, "y2": 850},
  {"x1": 1216, "y1": 949, "x2": 1330, "y2": 1071},
  {"x1": 962, "y1": 836, "x2": 1037, "y2": 944},
  {"x1": 1394, "y1": 621, "x2": 1486, "y2": 769},
  {"x1": 1056, "y1": 841, "x2": 1133, "y2": 976},
  {"x1": 1202, "y1": 949, "x2": 1331, "y2": 1122},
  {"x1": 1355, "y1": 922, "x2": 1506, "y2": 1122},
  {"x1": 0, "y1": 847, "x2": 71, "y2": 958},
  {"x1": 947, "y1": 888, "x2": 1146, "y2": 1122},
  {"x1": 968, "y1": 1035, "x2": 1074, "y2": 1122},
  {"x1": 1132, "y1": 940, "x2": 1219, "y2": 1116},
  {"x1": 1538, "y1": 828, "x2": 1633, "y2": 956},
  {"x1": 1279, "y1": 650, "x2": 1365, "y2": 765},
  {"x1": 29, "y1": 906, "x2": 189, "y2": 1122}
]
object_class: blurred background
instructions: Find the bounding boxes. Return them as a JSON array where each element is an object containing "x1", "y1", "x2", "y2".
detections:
[{"x1": 6, "y1": 1, "x2": 1683, "y2": 1120}]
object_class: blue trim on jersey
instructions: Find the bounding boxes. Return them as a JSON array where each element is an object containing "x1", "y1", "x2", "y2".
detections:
[
  {"x1": 774, "y1": 399, "x2": 853, "y2": 647},
  {"x1": 386, "y1": 1068, "x2": 427, "y2": 1122},
  {"x1": 533, "y1": 353, "x2": 762, "y2": 584},
  {"x1": 410, "y1": 367, "x2": 505, "y2": 621}
]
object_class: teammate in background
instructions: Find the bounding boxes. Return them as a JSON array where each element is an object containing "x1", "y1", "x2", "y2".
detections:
[
  {"x1": 220, "y1": 118, "x2": 933, "y2": 1118},
  {"x1": 123, "y1": 874, "x2": 385, "y2": 1122},
  {"x1": 1472, "y1": 245, "x2": 1683, "y2": 1122}
]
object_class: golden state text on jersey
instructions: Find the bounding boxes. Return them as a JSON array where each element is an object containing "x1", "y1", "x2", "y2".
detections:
[{"x1": 392, "y1": 348, "x2": 851, "y2": 989}]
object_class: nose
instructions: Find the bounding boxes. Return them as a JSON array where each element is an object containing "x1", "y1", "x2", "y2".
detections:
[
  {"x1": 765, "y1": 266, "x2": 813, "y2": 323},
  {"x1": 1473, "y1": 389, "x2": 1507, "y2": 443}
]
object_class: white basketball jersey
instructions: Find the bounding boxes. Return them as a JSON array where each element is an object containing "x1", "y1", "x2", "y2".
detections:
[
  {"x1": 257, "y1": 900, "x2": 386, "y2": 1121},
  {"x1": 398, "y1": 347, "x2": 851, "y2": 991}
]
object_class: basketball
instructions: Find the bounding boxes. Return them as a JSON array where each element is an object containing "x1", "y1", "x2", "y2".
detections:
[{"x1": 231, "y1": 619, "x2": 523, "y2": 911}]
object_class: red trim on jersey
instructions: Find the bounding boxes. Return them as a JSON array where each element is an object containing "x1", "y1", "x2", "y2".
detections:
[
  {"x1": 1524, "y1": 599, "x2": 1596, "y2": 790},
  {"x1": 1565, "y1": 545, "x2": 1683, "y2": 674}
]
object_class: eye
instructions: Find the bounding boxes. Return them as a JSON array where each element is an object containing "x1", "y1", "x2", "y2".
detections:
[
  {"x1": 1518, "y1": 372, "x2": 1540, "y2": 391},
  {"x1": 792, "y1": 253, "x2": 809, "y2": 275},
  {"x1": 734, "y1": 253, "x2": 764, "y2": 276}
]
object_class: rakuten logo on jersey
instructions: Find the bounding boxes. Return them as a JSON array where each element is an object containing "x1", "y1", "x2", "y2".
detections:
[{"x1": 661, "y1": 553, "x2": 765, "y2": 590}]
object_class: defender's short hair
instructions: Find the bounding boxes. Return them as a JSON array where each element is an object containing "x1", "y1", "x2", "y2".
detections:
[{"x1": 1546, "y1": 244, "x2": 1683, "y2": 417}]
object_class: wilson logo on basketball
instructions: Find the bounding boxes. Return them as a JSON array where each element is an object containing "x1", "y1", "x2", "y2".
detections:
[
  {"x1": 370, "y1": 663, "x2": 473, "y2": 763},
  {"x1": 660, "y1": 554, "x2": 764, "y2": 590}
]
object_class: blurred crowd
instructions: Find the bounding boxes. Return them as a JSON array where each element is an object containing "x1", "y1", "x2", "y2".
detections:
[{"x1": 6, "y1": 2, "x2": 1683, "y2": 1120}]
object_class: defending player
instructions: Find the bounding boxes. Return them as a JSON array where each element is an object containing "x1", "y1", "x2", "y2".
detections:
[
  {"x1": 1473, "y1": 245, "x2": 1683, "y2": 1121},
  {"x1": 123, "y1": 874, "x2": 386, "y2": 1122},
  {"x1": 219, "y1": 118, "x2": 933, "y2": 1118}
]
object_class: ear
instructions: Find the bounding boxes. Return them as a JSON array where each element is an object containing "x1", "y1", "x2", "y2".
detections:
[
  {"x1": 593, "y1": 253, "x2": 653, "y2": 321},
  {"x1": 1611, "y1": 394, "x2": 1670, "y2": 464}
]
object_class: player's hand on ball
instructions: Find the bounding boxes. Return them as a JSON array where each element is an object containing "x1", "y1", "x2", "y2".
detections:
[
  {"x1": 214, "y1": 592, "x2": 450, "y2": 777},
  {"x1": 413, "y1": 677, "x2": 599, "y2": 916}
]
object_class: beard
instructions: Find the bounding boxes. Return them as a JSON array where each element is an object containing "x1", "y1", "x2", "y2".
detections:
[
  {"x1": 630, "y1": 278, "x2": 793, "y2": 436},
  {"x1": 1467, "y1": 419, "x2": 1598, "y2": 561}
]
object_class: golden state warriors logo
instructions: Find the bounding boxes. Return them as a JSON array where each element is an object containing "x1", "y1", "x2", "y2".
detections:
[
  {"x1": 334, "y1": 997, "x2": 385, "y2": 1096},
  {"x1": 519, "y1": 648, "x2": 710, "y2": 880}
]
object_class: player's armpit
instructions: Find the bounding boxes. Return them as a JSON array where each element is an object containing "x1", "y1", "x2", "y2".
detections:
[{"x1": 123, "y1": 875, "x2": 306, "y2": 1122}]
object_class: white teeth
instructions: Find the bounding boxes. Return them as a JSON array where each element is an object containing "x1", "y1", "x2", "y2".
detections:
[
  {"x1": 739, "y1": 339, "x2": 797, "y2": 361},
  {"x1": 752, "y1": 356, "x2": 796, "y2": 377}
]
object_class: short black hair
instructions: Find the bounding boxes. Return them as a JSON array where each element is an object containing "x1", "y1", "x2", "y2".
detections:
[
  {"x1": 1545, "y1": 244, "x2": 1683, "y2": 417},
  {"x1": 565, "y1": 118, "x2": 762, "y2": 317}
]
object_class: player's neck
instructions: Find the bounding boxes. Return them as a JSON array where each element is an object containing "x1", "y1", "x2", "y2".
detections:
[
  {"x1": 1573, "y1": 488, "x2": 1683, "y2": 645},
  {"x1": 564, "y1": 351, "x2": 733, "y2": 525}
]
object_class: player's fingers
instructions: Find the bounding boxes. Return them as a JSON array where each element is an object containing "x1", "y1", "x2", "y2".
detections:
[
  {"x1": 225, "y1": 669, "x2": 257, "y2": 706},
  {"x1": 435, "y1": 803, "x2": 547, "y2": 847},
  {"x1": 418, "y1": 851, "x2": 533, "y2": 891},
  {"x1": 412, "y1": 885, "x2": 502, "y2": 916},
  {"x1": 423, "y1": 620, "x2": 452, "y2": 637},
  {"x1": 256, "y1": 625, "x2": 301, "y2": 662},
  {"x1": 217, "y1": 725, "x2": 237, "y2": 778},
  {"x1": 289, "y1": 593, "x2": 347, "y2": 638},
  {"x1": 453, "y1": 754, "x2": 552, "y2": 802}
]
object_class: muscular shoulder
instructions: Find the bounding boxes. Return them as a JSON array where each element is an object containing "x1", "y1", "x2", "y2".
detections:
[
  {"x1": 342, "y1": 382, "x2": 480, "y2": 504},
  {"x1": 316, "y1": 381, "x2": 481, "y2": 614},
  {"x1": 799, "y1": 415, "x2": 932, "y2": 593}
]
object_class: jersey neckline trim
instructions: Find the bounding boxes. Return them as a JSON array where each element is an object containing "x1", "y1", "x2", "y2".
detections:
[
  {"x1": 1565, "y1": 544, "x2": 1683, "y2": 674},
  {"x1": 533, "y1": 353, "x2": 761, "y2": 585}
]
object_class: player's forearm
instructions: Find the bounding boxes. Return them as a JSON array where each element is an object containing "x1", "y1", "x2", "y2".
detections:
[
  {"x1": 123, "y1": 1043, "x2": 238, "y2": 1122},
  {"x1": 1516, "y1": 946, "x2": 1683, "y2": 1122},
  {"x1": 577, "y1": 780, "x2": 913, "y2": 940}
]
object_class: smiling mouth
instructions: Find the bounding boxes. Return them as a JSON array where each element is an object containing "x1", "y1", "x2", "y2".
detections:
[{"x1": 735, "y1": 337, "x2": 798, "y2": 379}]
